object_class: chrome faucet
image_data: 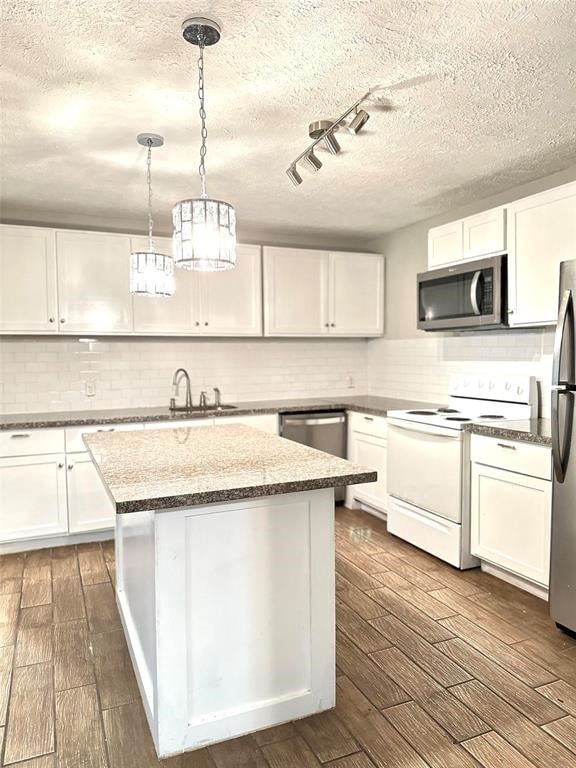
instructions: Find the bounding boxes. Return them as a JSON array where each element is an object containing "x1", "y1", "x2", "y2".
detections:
[
  {"x1": 170, "y1": 368, "x2": 193, "y2": 411},
  {"x1": 213, "y1": 387, "x2": 221, "y2": 408},
  {"x1": 199, "y1": 391, "x2": 208, "y2": 409}
]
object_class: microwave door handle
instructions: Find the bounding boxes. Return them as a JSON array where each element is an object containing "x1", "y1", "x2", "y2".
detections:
[
  {"x1": 552, "y1": 289, "x2": 575, "y2": 482},
  {"x1": 470, "y1": 270, "x2": 482, "y2": 316}
]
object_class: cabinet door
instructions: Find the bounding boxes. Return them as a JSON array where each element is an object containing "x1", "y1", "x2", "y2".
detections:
[
  {"x1": 463, "y1": 207, "x2": 506, "y2": 259},
  {"x1": 470, "y1": 462, "x2": 552, "y2": 586},
  {"x1": 507, "y1": 182, "x2": 576, "y2": 326},
  {"x1": 56, "y1": 230, "x2": 133, "y2": 332},
  {"x1": 263, "y1": 247, "x2": 330, "y2": 335},
  {"x1": 201, "y1": 244, "x2": 262, "y2": 335},
  {"x1": 330, "y1": 252, "x2": 384, "y2": 336},
  {"x1": 131, "y1": 236, "x2": 198, "y2": 334},
  {"x1": 67, "y1": 453, "x2": 115, "y2": 533},
  {"x1": 427, "y1": 221, "x2": 464, "y2": 269},
  {"x1": 349, "y1": 431, "x2": 387, "y2": 511},
  {"x1": 0, "y1": 454, "x2": 67, "y2": 542},
  {"x1": 0, "y1": 226, "x2": 58, "y2": 333}
]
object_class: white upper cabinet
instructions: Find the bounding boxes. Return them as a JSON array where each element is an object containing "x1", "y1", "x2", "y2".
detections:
[
  {"x1": 263, "y1": 247, "x2": 330, "y2": 335},
  {"x1": 0, "y1": 225, "x2": 58, "y2": 333},
  {"x1": 263, "y1": 247, "x2": 384, "y2": 336},
  {"x1": 427, "y1": 221, "x2": 463, "y2": 269},
  {"x1": 131, "y1": 236, "x2": 197, "y2": 334},
  {"x1": 428, "y1": 207, "x2": 506, "y2": 269},
  {"x1": 330, "y1": 252, "x2": 384, "y2": 336},
  {"x1": 56, "y1": 230, "x2": 133, "y2": 333},
  {"x1": 199, "y1": 244, "x2": 262, "y2": 336},
  {"x1": 507, "y1": 181, "x2": 576, "y2": 326},
  {"x1": 463, "y1": 207, "x2": 506, "y2": 259}
]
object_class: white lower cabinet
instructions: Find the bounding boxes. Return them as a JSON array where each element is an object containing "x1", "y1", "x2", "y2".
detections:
[
  {"x1": 67, "y1": 453, "x2": 115, "y2": 533},
  {"x1": 470, "y1": 435, "x2": 552, "y2": 588},
  {"x1": 0, "y1": 454, "x2": 68, "y2": 542},
  {"x1": 346, "y1": 412, "x2": 387, "y2": 515}
]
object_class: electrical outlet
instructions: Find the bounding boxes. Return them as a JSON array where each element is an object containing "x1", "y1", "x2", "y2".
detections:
[
  {"x1": 347, "y1": 373, "x2": 355, "y2": 389},
  {"x1": 85, "y1": 381, "x2": 96, "y2": 397}
]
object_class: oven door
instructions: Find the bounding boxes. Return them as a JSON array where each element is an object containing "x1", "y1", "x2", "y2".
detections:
[
  {"x1": 387, "y1": 419, "x2": 463, "y2": 523},
  {"x1": 417, "y1": 255, "x2": 505, "y2": 331}
]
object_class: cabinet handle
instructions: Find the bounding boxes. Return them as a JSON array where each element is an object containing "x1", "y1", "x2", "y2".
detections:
[
  {"x1": 507, "y1": 309, "x2": 514, "y2": 315},
  {"x1": 497, "y1": 442, "x2": 516, "y2": 450},
  {"x1": 68, "y1": 464, "x2": 74, "y2": 470},
  {"x1": 97, "y1": 428, "x2": 115, "y2": 432},
  {"x1": 49, "y1": 317, "x2": 55, "y2": 323},
  {"x1": 363, "y1": 416, "x2": 374, "y2": 422},
  {"x1": 10, "y1": 433, "x2": 30, "y2": 439},
  {"x1": 60, "y1": 318, "x2": 66, "y2": 324}
]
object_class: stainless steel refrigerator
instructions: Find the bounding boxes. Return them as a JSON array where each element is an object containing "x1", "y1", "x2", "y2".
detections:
[{"x1": 550, "y1": 259, "x2": 576, "y2": 636}]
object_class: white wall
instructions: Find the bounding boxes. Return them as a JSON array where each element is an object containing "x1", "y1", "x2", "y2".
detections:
[
  {"x1": 0, "y1": 337, "x2": 367, "y2": 413},
  {"x1": 364, "y1": 164, "x2": 576, "y2": 416}
]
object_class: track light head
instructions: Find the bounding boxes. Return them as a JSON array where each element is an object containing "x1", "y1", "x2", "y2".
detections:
[
  {"x1": 303, "y1": 150, "x2": 322, "y2": 171},
  {"x1": 323, "y1": 132, "x2": 341, "y2": 155},
  {"x1": 348, "y1": 109, "x2": 370, "y2": 134},
  {"x1": 286, "y1": 165, "x2": 303, "y2": 186}
]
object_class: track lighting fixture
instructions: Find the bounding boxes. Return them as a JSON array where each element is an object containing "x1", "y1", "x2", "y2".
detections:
[
  {"x1": 303, "y1": 150, "x2": 322, "y2": 171},
  {"x1": 348, "y1": 109, "x2": 370, "y2": 134},
  {"x1": 287, "y1": 88, "x2": 384, "y2": 185}
]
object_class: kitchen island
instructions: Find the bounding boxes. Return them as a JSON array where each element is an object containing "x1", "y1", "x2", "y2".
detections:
[{"x1": 84, "y1": 423, "x2": 376, "y2": 757}]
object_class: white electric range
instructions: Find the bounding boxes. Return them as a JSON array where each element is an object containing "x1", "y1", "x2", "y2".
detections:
[{"x1": 386, "y1": 375, "x2": 537, "y2": 569}]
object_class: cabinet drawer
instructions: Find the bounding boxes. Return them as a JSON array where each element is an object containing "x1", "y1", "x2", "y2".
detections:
[
  {"x1": 348, "y1": 411, "x2": 387, "y2": 438},
  {"x1": 65, "y1": 422, "x2": 142, "y2": 453},
  {"x1": 470, "y1": 434, "x2": 551, "y2": 480},
  {"x1": 0, "y1": 428, "x2": 65, "y2": 457}
]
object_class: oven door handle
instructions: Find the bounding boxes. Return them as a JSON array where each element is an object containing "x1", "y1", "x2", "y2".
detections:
[
  {"x1": 470, "y1": 270, "x2": 482, "y2": 316},
  {"x1": 387, "y1": 420, "x2": 462, "y2": 440}
]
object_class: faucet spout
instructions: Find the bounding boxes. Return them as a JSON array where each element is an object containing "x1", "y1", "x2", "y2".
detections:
[{"x1": 171, "y1": 368, "x2": 193, "y2": 410}]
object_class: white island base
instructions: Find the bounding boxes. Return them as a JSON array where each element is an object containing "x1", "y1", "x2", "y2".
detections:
[{"x1": 115, "y1": 487, "x2": 336, "y2": 758}]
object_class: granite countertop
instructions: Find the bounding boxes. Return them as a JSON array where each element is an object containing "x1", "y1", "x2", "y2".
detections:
[
  {"x1": 465, "y1": 419, "x2": 552, "y2": 447},
  {"x1": 0, "y1": 395, "x2": 437, "y2": 431},
  {"x1": 84, "y1": 424, "x2": 377, "y2": 514}
]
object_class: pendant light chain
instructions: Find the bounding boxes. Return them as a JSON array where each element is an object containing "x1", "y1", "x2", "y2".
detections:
[
  {"x1": 146, "y1": 139, "x2": 155, "y2": 252},
  {"x1": 197, "y1": 35, "x2": 208, "y2": 199}
]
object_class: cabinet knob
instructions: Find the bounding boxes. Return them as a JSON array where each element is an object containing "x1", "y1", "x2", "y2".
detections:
[
  {"x1": 60, "y1": 318, "x2": 66, "y2": 324},
  {"x1": 195, "y1": 321, "x2": 200, "y2": 326},
  {"x1": 330, "y1": 323, "x2": 335, "y2": 327},
  {"x1": 58, "y1": 463, "x2": 64, "y2": 469},
  {"x1": 324, "y1": 323, "x2": 329, "y2": 328},
  {"x1": 49, "y1": 317, "x2": 55, "y2": 323},
  {"x1": 68, "y1": 464, "x2": 74, "y2": 470},
  {"x1": 204, "y1": 321, "x2": 209, "y2": 326},
  {"x1": 507, "y1": 309, "x2": 514, "y2": 315}
]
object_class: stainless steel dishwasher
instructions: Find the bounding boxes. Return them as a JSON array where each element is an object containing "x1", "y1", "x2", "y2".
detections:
[{"x1": 280, "y1": 411, "x2": 347, "y2": 502}]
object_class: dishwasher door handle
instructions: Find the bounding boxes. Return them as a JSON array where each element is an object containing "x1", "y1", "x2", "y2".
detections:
[{"x1": 282, "y1": 416, "x2": 346, "y2": 427}]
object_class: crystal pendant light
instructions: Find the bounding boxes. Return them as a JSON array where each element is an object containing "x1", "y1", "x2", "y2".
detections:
[
  {"x1": 130, "y1": 134, "x2": 175, "y2": 296},
  {"x1": 172, "y1": 17, "x2": 236, "y2": 272}
]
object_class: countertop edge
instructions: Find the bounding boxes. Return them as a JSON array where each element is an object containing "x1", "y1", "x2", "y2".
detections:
[
  {"x1": 114, "y1": 471, "x2": 378, "y2": 514},
  {"x1": 464, "y1": 422, "x2": 552, "y2": 447}
]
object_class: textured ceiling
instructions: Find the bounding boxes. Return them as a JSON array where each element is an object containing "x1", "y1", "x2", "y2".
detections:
[{"x1": 2, "y1": 0, "x2": 576, "y2": 248}]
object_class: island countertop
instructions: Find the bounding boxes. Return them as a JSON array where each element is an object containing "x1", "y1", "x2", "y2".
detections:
[{"x1": 84, "y1": 423, "x2": 377, "y2": 514}]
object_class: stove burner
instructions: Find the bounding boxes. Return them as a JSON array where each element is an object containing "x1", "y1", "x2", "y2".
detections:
[
  {"x1": 407, "y1": 410, "x2": 437, "y2": 415},
  {"x1": 479, "y1": 414, "x2": 505, "y2": 419},
  {"x1": 437, "y1": 407, "x2": 460, "y2": 413},
  {"x1": 445, "y1": 416, "x2": 471, "y2": 421}
]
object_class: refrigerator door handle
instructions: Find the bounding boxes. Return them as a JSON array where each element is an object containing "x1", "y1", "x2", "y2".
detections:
[{"x1": 552, "y1": 289, "x2": 575, "y2": 482}]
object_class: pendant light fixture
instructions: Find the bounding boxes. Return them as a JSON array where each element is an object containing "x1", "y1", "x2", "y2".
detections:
[
  {"x1": 130, "y1": 133, "x2": 175, "y2": 296},
  {"x1": 172, "y1": 17, "x2": 236, "y2": 272}
]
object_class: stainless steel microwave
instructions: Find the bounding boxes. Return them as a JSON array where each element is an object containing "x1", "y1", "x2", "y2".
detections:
[{"x1": 417, "y1": 255, "x2": 507, "y2": 331}]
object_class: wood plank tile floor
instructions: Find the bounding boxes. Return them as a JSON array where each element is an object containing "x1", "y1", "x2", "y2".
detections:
[{"x1": 1, "y1": 506, "x2": 576, "y2": 767}]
